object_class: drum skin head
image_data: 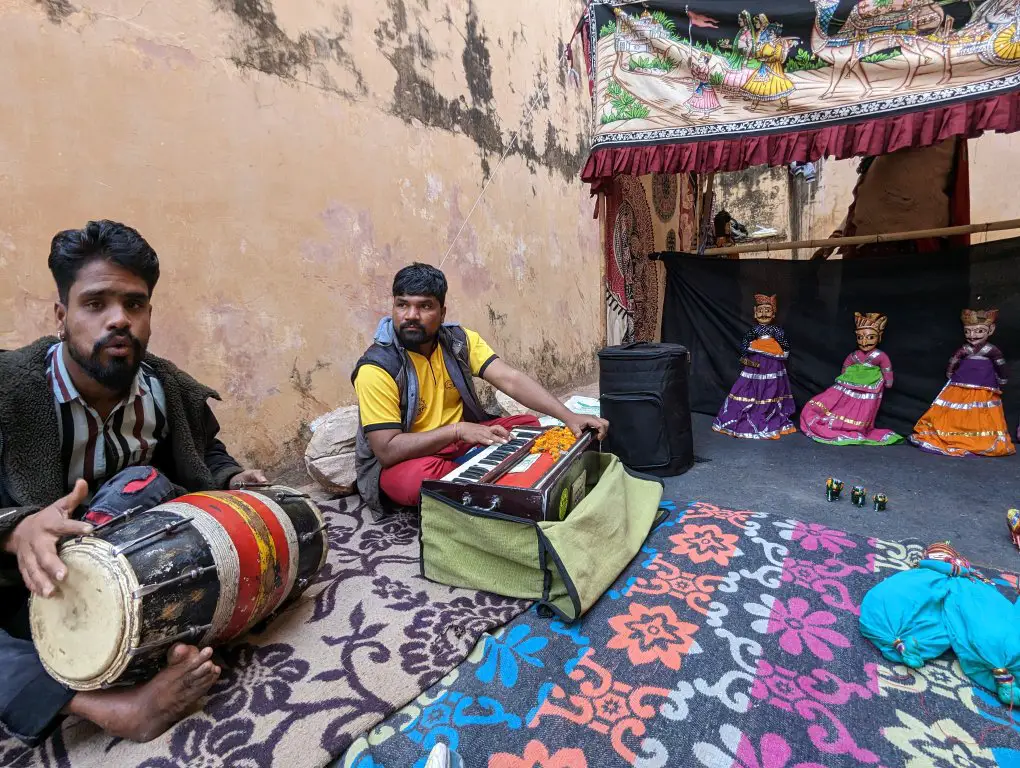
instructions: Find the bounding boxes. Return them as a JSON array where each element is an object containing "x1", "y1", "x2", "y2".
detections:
[{"x1": 29, "y1": 539, "x2": 139, "y2": 690}]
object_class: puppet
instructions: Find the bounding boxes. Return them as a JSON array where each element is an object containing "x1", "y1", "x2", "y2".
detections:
[
  {"x1": 800, "y1": 312, "x2": 903, "y2": 445},
  {"x1": 910, "y1": 309, "x2": 1014, "y2": 457},
  {"x1": 712, "y1": 294, "x2": 797, "y2": 439}
]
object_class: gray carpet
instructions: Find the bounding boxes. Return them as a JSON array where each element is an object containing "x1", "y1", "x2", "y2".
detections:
[{"x1": 665, "y1": 414, "x2": 1020, "y2": 570}]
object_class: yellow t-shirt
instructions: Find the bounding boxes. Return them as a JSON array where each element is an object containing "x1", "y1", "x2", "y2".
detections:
[{"x1": 354, "y1": 328, "x2": 498, "y2": 433}]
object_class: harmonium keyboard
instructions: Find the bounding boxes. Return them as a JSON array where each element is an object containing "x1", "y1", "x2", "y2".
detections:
[{"x1": 421, "y1": 426, "x2": 600, "y2": 522}]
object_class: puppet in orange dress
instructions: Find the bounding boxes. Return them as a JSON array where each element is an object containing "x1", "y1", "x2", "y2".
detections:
[
  {"x1": 910, "y1": 309, "x2": 1015, "y2": 457},
  {"x1": 712, "y1": 294, "x2": 797, "y2": 439}
]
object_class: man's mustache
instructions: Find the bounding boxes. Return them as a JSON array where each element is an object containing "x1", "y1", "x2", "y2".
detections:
[{"x1": 92, "y1": 330, "x2": 141, "y2": 355}]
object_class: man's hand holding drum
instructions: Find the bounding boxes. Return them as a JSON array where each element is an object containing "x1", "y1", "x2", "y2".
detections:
[
  {"x1": 3, "y1": 480, "x2": 91, "y2": 598},
  {"x1": 229, "y1": 469, "x2": 269, "y2": 488}
]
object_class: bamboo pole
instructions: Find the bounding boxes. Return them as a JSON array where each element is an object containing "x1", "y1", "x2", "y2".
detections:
[{"x1": 700, "y1": 218, "x2": 1020, "y2": 257}]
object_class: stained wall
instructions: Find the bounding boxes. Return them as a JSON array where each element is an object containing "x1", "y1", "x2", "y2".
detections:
[
  {"x1": 711, "y1": 159, "x2": 860, "y2": 259},
  {"x1": 0, "y1": 0, "x2": 600, "y2": 470}
]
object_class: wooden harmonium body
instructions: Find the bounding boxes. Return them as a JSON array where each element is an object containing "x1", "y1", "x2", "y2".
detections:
[{"x1": 422, "y1": 426, "x2": 599, "y2": 522}]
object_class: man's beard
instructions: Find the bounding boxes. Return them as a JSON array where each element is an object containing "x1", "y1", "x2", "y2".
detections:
[
  {"x1": 66, "y1": 330, "x2": 146, "y2": 393},
  {"x1": 397, "y1": 323, "x2": 436, "y2": 351}
]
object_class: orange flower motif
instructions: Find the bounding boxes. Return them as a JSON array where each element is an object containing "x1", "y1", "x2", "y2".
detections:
[
  {"x1": 489, "y1": 740, "x2": 588, "y2": 768},
  {"x1": 670, "y1": 523, "x2": 739, "y2": 566},
  {"x1": 607, "y1": 603, "x2": 698, "y2": 670},
  {"x1": 626, "y1": 555, "x2": 721, "y2": 616},
  {"x1": 685, "y1": 502, "x2": 755, "y2": 529},
  {"x1": 529, "y1": 649, "x2": 672, "y2": 764}
]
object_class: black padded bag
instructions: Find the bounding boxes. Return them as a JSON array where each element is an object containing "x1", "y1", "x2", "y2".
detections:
[{"x1": 598, "y1": 342, "x2": 693, "y2": 477}]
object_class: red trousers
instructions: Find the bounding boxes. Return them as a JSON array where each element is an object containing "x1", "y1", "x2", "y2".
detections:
[{"x1": 379, "y1": 415, "x2": 541, "y2": 507}]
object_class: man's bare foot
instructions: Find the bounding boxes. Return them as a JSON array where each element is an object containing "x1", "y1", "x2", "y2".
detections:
[{"x1": 66, "y1": 644, "x2": 221, "y2": 742}]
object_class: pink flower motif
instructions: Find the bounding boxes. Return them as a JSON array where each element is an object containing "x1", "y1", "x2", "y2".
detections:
[
  {"x1": 758, "y1": 597, "x2": 851, "y2": 661},
  {"x1": 789, "y1": 523, "x2": 855, "y2": 555},
  {"x1": 747, "y1": 662, "x2": 880, "y2": 764},
  {"x1": 695, "y1": 725, "x2": 831, "y2": 768},
  {"x1": 750, "y1": 661, "x2": 807, "y2": 713},
  {"x1": 779, "y1": 558, "x2": 865, "y2": 616},
  {"x1": 781, "y1": 560, "x2": 822, "y2": 590},
  {"x1": 735, "y1": 731, "x2": 830, "y2": 768}
]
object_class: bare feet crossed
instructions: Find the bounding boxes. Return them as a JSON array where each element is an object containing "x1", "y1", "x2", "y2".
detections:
[{"x1": 66, "y1": 644, "x2": 221, "y2": 742}]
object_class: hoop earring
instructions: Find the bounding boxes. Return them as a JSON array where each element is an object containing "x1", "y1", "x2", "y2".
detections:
[{"x1": 58, "y1": 329, "x2": 66, "y2": 341}]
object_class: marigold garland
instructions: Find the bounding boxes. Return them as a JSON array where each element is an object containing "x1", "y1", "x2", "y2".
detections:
[{"x1": 530, "y1": 426, "x2": 577, "y2": 462}]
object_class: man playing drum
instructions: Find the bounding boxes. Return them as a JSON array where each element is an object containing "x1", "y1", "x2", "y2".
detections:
[
  {"x1": 352, "y1": 263, "x2": 609, "y2": 513},
  {"x1": 0, "y1": 221, "x2": 266, "y2": 744}
]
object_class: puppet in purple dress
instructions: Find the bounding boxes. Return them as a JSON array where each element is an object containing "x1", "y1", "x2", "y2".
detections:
[
  {"x1": 800, "y1": 312, "x2": 903, "y2": 446},
  {"x1": 713, "y1": 294, "x2": 797, "y2": 439}
]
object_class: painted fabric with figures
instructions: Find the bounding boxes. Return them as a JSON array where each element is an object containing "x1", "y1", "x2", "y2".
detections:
[
  {"x1": 582, "y1": 0, "x2": 1020, "y2": 176},
  {"x1": 800, "y1": 312, "x2": 903, "y2": 446},
  {"x1": 713, "y1": 294, "x2": 797, "y2": 439},
  {"x1": 605, "y1": 176, "x2": 657, "y2": 345},
  {"x1": 911, "y1": 308, "x2": 1015, "y2": 457}
]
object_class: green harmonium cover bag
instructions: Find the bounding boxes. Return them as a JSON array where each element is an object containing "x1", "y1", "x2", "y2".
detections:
[{"x1": 419, "y1": 453, "x2": 664, "y2": 622}]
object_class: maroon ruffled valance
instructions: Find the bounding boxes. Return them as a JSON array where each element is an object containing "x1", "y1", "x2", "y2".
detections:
[
  {"x1": 581, "y1": 0, "x2": 1020, "y2": 189},
  {"x1": 583, "y1": 90, "x2": 1020, "y2": 186}
]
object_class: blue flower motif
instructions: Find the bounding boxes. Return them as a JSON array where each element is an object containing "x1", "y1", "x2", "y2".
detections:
[
  {"x1": 975, "y1": 688, "x2": 1020, "y2": 734},
  {"x1": 476, "y1": 624, "x2": 547, "y2": 687},
  {"x1": 550, "y1": 618, "x2": 590, "y2": 647},
  {"x1": 526, "y1": 681, "x2": 558, "y2": 725},
  {"x1": 606, "y1": 580, "x2": 628, "y2": 600},
  {"x1": 405, "y1": 696, "x2": 458, "y2": 749},
  {"x1": 563, "y1": 645, "x2": 588, "y2": 675},
  {"x1": 992, "y1": 748, "x2": 1020, "y2": 767}
]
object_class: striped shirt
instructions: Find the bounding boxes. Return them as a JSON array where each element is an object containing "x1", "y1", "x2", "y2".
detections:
[{"x1": 46, "y1": 343, "x2": 168, "y2": 494}]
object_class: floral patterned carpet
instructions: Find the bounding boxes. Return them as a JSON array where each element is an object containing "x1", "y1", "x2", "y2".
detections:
[
  {"x1": 0, "y1": 495, "x2": 529, "y2": 768},
  {"x1": 343, "y1": 500, "x2": 1020, "y2": 768}
]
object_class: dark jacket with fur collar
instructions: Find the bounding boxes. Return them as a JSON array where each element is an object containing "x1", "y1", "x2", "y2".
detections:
[{"x1": 0, "y1": 337, "x2": 243, "y2": 585}]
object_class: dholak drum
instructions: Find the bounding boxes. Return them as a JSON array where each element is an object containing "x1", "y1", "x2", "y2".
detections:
[{"x1": 29, "y1": 485, "x2": 328, "y2": 691}]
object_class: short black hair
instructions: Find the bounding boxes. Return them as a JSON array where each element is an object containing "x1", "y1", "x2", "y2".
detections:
[
  {"x1": 48, "y1": 220, "x2": 160, "y2": 304},
  {"x1": 392, "y1": 263, "x2": 447, "y2": 305}
]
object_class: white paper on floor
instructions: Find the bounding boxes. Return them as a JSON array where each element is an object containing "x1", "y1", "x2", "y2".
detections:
[{"x1": 539, "y1": 395, "x2": 600, "y2": 426}]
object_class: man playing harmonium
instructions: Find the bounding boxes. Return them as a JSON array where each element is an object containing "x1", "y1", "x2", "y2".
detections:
[
  {"x1": 352, "y1": 263, "x2": 609, "y2": 513},
  {"x1": 0, "y1": 221, "x2": 266, "y2": 744}
]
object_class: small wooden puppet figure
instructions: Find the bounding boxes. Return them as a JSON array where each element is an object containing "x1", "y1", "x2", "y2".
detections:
[
  {"x1": 910, "y1": 308, "x2": 1015, "y2": 457},
  {"x1": 712, "y1": 294, "x2": 797, "y2": 439},
  {"x1": 799, "y1": 312, "x2": 903, "y2": 445}
]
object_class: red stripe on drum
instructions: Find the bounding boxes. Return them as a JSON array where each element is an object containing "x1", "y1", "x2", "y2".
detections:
[
  {"x1": 216, "y1": 493, "x2": 290, "y2": 630},
  {"x1": 177, "y1": 492, "x2": 277, "y2": 642},
  {"x1": 155, "y1": 502, "x2": 240, "y2": 645},
  {"x1": 191, "y1": 492, "x2": 293, "y2": 635},
  {"x1": 237, "y1": 491, "x2": 299, "y2": 613}
]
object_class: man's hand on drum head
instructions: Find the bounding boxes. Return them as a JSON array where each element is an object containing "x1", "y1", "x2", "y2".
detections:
[
  {"x1": 229, "y1": 469, "x2": 268, "y2": 489},
  {"x1": 5, "y1": 479, "x2": 92, "y2": 597}
]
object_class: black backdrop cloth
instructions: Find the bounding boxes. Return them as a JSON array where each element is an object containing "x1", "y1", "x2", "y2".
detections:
[{"x1": 658, "y1": 238, "x2": 1020, "y2": 437}]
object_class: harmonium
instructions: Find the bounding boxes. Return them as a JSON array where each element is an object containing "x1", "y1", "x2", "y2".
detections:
[{"x1": 422, "y1": 425, "x2": 601, "y2": 522}]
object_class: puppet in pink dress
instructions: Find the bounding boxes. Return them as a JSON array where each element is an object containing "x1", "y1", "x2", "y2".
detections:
[{"x1": 799, "y1": 312, "x2": 904, "y2": 446}]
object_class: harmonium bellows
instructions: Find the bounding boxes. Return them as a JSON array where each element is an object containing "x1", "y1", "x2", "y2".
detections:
[{"x1": 422, "y1": 426, "x2": 599, "y2": 522}]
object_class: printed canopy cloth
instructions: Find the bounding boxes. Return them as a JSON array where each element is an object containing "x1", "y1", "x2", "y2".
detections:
[{"x1": 581, "y1": 0, "x2": 1020, "y2": 179}]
